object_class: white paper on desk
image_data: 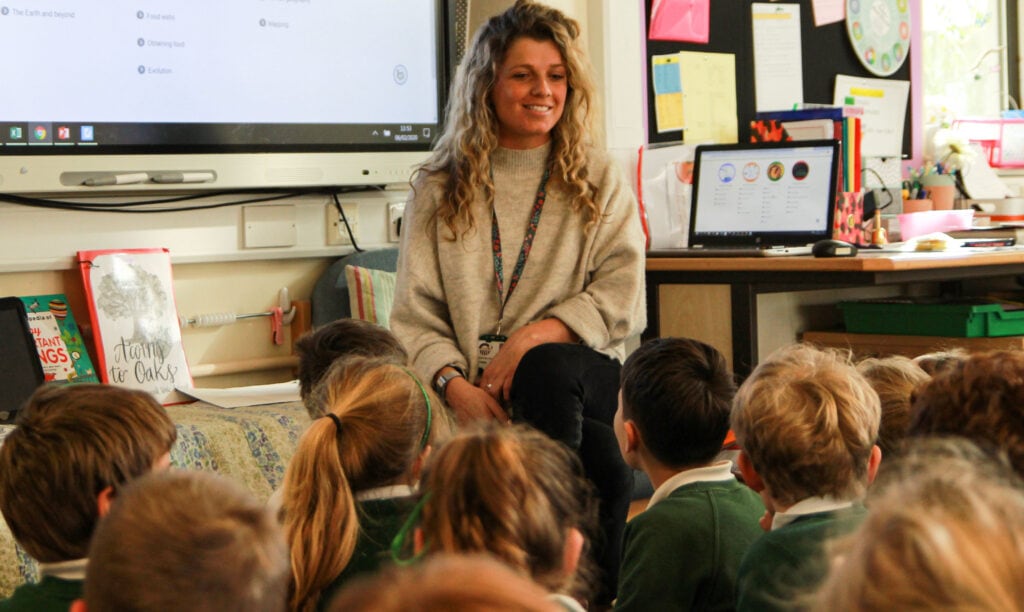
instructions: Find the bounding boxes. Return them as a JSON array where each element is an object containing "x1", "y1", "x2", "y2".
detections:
[
  {"x1": 176, "y1": 380, "x2": 301, "y2": 408},
  {"x1": 833, "y1": 75, "x2": 909, "y2": 157},
  {"x1": 960, "y1": 143, "x2": 1014, "y2": 199},
  {"x1": 752, "y1": 3, "x2": 803, "y2": 112}
]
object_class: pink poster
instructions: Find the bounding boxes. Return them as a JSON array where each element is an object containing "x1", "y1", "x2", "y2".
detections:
[{"x1": 649, "y1": 0, "x2": 710, "y2": 44}]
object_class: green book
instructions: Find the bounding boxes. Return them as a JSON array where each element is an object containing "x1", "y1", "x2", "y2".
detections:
[{"x1": 19, "y1": 294, "x2": 99, "y2": 383}]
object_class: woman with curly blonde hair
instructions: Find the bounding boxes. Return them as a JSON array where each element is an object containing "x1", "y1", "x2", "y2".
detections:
[{"x1": 390, "y1": 2, "x2": 645, "y2": 602}]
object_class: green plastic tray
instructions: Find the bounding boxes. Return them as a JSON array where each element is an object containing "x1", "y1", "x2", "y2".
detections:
[{"x1": 839, "y1": 298, "x2": 1024, "y2": 338}]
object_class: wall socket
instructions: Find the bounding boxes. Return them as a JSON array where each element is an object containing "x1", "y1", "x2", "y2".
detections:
[
  {"x1": 326, "y1": 201, "x2": 359, "y2": 245},
  {"x1": 388, "y1": 202, "x2": 405, "y2": 242}
]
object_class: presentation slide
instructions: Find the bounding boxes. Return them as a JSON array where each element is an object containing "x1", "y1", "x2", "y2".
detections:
[{"x1": 0, "y1": 1, "x2": 439, "y2": 124}]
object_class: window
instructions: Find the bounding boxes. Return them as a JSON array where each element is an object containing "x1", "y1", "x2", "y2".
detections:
[{"x1": 922, "y1": 1, "x2": 1017, "y2": 123}]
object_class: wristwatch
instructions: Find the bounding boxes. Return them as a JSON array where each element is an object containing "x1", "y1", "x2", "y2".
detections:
[{"x1": 433, "y1": 365, "x2": 466, "y2": 399}]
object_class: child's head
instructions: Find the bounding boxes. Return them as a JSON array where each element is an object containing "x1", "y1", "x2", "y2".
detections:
[
  {"x1": 78, "y1": 470, "x2": 289, "y2": 612},
  {"x1": 731, "y1": 344, "x2": 881, "y2": 508},
  {"x1": 281, "y1": 356, "x2": 451, "y2": 611},
  {"x1": 909, "y1": 349, "x2": 1024, "y2": 477},
  {"x1": 327, "y1": 554, "x2": 560, "y2": 612},
  {"x1": 911, "y1": 346, "x2": 968, "y2": 377},
  {"x1": 416, "y1": 424, "x2": 598, "y2": 600},
  {"x1": 617, "y1": 337, "x2": 735, "y2": 470},
  {"x1": 812, "y1": 437, "x2": 1024, "y2": 610},
  {"x1": 0, "y1": 383, "x2": 176, "y2": 563},
  {"x1": 855, "y1": 355, "x2": 930, "y2": 457},
  {"x1": 294, "y1": 318, "x2": 408, "y2": 418}
]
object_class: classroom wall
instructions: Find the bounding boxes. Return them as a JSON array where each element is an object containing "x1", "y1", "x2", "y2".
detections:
[{"x1": 0, "y1": 1, "x2": 646, "y2": 388}]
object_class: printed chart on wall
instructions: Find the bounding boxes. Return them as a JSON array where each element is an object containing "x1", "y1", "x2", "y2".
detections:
[{"x1": 78, "y1": 248, "x2": 193, "y2": 404}]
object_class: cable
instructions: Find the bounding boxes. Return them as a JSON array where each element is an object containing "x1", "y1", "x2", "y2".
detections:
[
  {"x1": 861, "y1": 166, "x2": 894, "y2": 211},
  {"x1": 0, "y1": 185, "x2": 378, "y2": 214},
  {"x1": 331, "y1": 192, "x2": 364, "y2": 252}
]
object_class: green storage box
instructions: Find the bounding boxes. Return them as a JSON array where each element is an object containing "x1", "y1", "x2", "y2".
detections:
[{"x1": 839, "y1": 298, "x2": 1024, "y2": 338}]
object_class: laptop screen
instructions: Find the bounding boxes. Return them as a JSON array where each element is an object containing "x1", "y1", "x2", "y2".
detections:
[{"x1": 688, "y1": 140, "x2": 840, "y2": 248}]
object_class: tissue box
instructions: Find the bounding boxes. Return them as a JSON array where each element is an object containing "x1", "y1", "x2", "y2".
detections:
[{"x1": 897, "y1": 209, "x2": 973, "y2": 240}]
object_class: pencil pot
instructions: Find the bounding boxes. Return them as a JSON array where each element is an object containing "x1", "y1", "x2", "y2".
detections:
[
  {"x1": 902, "y1": 199, "x2": 933, "y2": 214},
  {"x1": 920, "y1": 174, "x2": 956, "y2": 210}
]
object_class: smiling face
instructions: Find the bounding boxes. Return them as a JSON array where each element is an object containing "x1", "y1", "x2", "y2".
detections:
[{"x1": 491, "y1": 37, "x2": 567, "y2": 149}]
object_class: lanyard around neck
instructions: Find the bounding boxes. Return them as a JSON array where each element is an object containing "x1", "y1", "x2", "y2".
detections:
[{"x1": 490, "y1": 168, "x2": 550, "y2": 335}]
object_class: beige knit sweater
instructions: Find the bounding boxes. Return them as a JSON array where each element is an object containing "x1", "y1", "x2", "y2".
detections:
[{"x1": 390, "y1": 143, "x2": 646, "y2": 384}]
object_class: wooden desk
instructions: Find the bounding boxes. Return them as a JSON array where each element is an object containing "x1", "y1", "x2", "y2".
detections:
[{"x1": 645, "y1": 249, "x2": 1024, "y2": 377}]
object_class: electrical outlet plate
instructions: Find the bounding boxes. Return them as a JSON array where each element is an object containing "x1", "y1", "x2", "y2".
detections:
[
  {"x1": 388, "y1": 202, "x2": 405, "y2": 242},
  {"x1": 326, "y1": 201, "x2": 359, "y2": 245}
]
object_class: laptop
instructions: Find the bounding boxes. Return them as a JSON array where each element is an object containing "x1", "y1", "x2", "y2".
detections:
[
  {"x1": 648, "y1": 139, "x2": 840, "y2": 257},
  {"x1": 0, "y1": 297, "x2": 45, "y2": 423}
]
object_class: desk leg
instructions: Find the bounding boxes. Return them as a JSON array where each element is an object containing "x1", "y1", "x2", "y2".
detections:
[
  {"x1": 731, "y1": 284, "x2": 758, "y2": 379},
  {"x1": 643, "y1": 276, "x2": 661, "y2": 341}
]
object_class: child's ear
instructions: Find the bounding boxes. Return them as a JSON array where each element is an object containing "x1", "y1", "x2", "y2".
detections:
[
  {"x1": 96, "y1": 485, "x2": 116, "y2": 517},
  {"x1": 70, "y1": 599, "x2": 87, "y2": 612},
  {"x1": 623, "y1": 420, "x2": 641, "y2": 454},
  {"x1": 736, "y1": 451, "x2": 765, "y2": 493},
  {"x1": 866, "y1": 444, "x2": 883, "y2": 485},
  {"x1": 562, "y1": 527, "x2": 584, "y2": 578}
]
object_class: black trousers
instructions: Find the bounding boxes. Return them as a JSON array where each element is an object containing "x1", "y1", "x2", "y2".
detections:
[{"x1": 510, "y1": 343, "x2": 632, "y2": 605}]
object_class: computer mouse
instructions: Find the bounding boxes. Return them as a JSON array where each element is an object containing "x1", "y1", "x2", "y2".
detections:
[{"x1": 812, "y1": 238, "x2": 858, "y2": 258}]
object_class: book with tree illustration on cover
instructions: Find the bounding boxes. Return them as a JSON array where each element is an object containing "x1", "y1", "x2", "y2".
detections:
[
  {"x1": 19, "y1": 294, "x2": 99, "y2": 383},
  {"x1": 77, "y1": 248, "x2": 193, "y2": 404}
]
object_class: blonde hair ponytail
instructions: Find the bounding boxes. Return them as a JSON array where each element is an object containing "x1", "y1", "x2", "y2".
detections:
[{"x1": 281, "y1": 357, "x2": 451, "y2": 612}]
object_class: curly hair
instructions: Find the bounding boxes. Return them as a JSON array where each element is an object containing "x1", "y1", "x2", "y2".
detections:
[
  {"x1": 909, "y1": 349, "x2": 1024, "y2": 477},
  {"x1": 417, "y1": 0, "x2": 599, "y2": 239}
]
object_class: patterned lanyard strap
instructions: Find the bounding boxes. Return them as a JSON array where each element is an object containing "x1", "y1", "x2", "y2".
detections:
[{"x1": 490, "y1": 168, "x2": 550, "y2": 335}]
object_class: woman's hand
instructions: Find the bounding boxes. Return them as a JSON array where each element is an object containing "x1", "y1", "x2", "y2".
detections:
[
  {"x1": 478, "y1": 318, "x2": 577, "y2": 402},
  {"x1": 444, "y1": 377, "x2": 509, "y2": 424}
]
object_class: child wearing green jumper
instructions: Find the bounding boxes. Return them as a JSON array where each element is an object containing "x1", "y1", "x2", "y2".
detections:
[
  {"x1": 613, "y1": 337, "x2": 763, "y2": 611},
  {"x1": 731, "y1": 344, "x2": 882, "y2": 612}
]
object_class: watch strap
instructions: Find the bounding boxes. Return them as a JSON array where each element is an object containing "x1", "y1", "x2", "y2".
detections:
[{"x1": 433, "y1": 365, "x2": 466, "y2": 397}]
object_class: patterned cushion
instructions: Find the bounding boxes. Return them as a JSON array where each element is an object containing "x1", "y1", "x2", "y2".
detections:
[{"x1": 344, "y1": 265, "x2": 396, "y2": 329}]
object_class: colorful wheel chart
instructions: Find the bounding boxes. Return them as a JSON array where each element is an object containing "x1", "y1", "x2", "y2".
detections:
[{"x1": 845, "y1": 0, "x2": 911, "y2": 77}]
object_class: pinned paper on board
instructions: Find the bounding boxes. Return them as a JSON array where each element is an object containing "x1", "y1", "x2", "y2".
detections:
[
  {"x1": 752, "y1": 3, "x2": 803, "y2": 112},
  {"x1": 833, "y1": 74, "x2": 909, "y2": 157},
  {"x1": 677, "y1": 51, "x2": 738, "y2": 144},
  {"x1": 812, "y1": 0, "x2": 845, "y2": 26},
  {"x1": 649, "y1": 0, "x2": 710, "y2": 43},
  {"x1": 652, "y1": 54, "x2": 684, "y2": 133}
]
